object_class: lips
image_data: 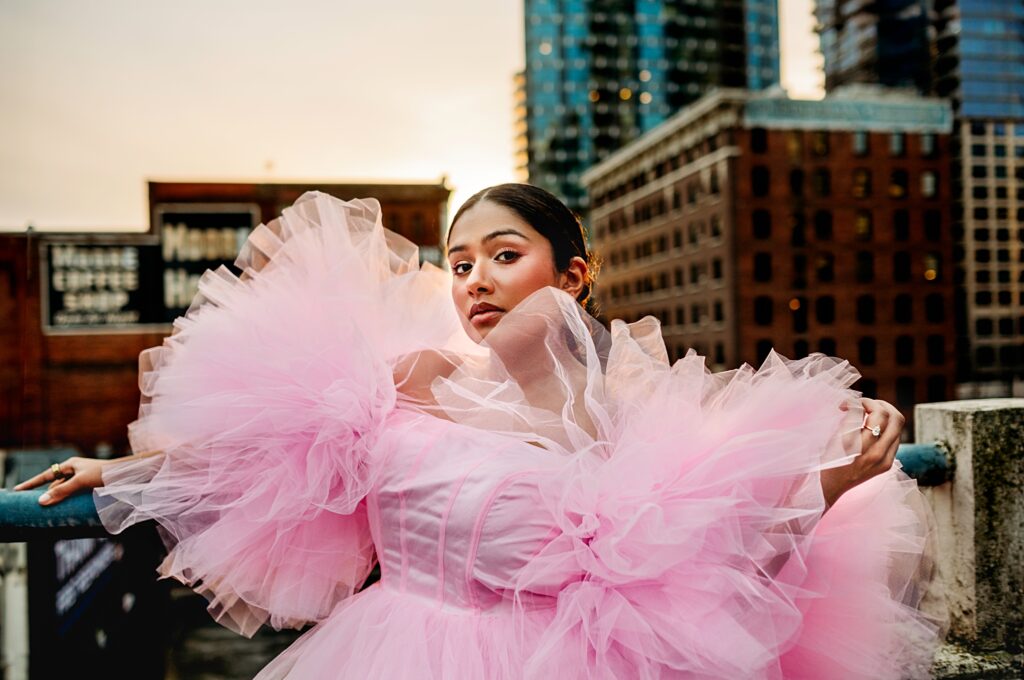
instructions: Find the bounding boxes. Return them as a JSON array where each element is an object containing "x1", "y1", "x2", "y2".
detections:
[{"x1": 469, "y1": 302, "x2": 505, "y2": 324}]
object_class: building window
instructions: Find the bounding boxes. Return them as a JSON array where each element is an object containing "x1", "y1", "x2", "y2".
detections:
[
  {"x1": 921, "y1": 171, "x2": 938, "y2": 198},
  {"x1": 893, "y1": 209, "x2": 910, "y2": 241},
  {"x1": 812, "y1": 169, "x2": 831, "y2": 197},
  {"x1": 924, "y1": 210, "x2": 940, "y2": 241},
  {"x1": 790, "y1": 169, "x2": 804, "y2": 197},
  {"x1": 927, "y1": 335, "x2": 945, "y2": 365},
  {"x1": 852, "y1": 131, "x2": 869, "y2": 156},
  {"x1": 812, "y1": 131, "x2": 829, "y2": 156},
  {"x1": 791, "y1": 296, "x2": 808, "y2": 333},
  {"x1": 923, "y1": 253, "x2": 940, "y2": 281},
  {"x1": 976, "y1": 318, "x2": 993, "y2": 336},
  {"x1": 819, "y1": 337, "x2": 837, "y2": 355},
  {"x1": 855, "y1": 210, "x2": 873, "y2": 241},
  {"x1": 894, "y1": 294, "x2": 913, "y2": 323},
  {"x1": 920, "y1": 133, "x2": 937, "y2": 157},
  {"x1": 927, "y1": 375, "x2": 947, "y2": 402},
  {"x1": 793, "y1": 254, "x2": 807, "y2": 288},
  {"x1": 925, "y1": 294, "x2": 945, "y2": 323},
  {"x1": 858, "y1": 337, "x2": 877, "y2": 365},
  {"x1": 856, "y1": 295, "x2": 875, "y2": 324},
  {"x1": 754, "y1": 296, "x2": 773, "y2": 325},
  {"x1": 814, "y1": 210, "x2": 833, "y2": 240},
  {"x1": 754, "y1": 253, "x2": 772, "y2": 282},
  {"x1": 858, "y1": 378, "x2": 878, "y2": 398},
  {"x1": 816, "y1": 296, "x2": 835, "y2": 324},
  {"x1": 752, "y1": 210, "x2": 771, "y2": 239},
  {"x1": 790, "y1": 213, "x2": 806, "y2": 246},
  {"x1": 816, "y1": 253, "x2": 835, "y2": 282},
  {"x1": 709, "y1": 216, "x2": 722, "y2": 239},
  {"x1": 752, "y1": 166, "x2": 770, "y2": 197},
  {"x1": 713, "y1": 301, "x2": 724, "y2": 322},
  {"x1": 794, "y1": 340, "x2": 810, "y2": 359},
  {"x1": 896, "y1": 377, "x2": 916, "y2": 408},
  {"x1": 751, "y1": 127, "x2": 768, "y2": 153},
  {"x1": 896, "y1": 336, "x2": 915, "y2": 365},
  {"x1": 890, "y1": 133, "x2": 906, "y2": 157},
  {"x1": 889, "y1": 170, "x2": 909, "y2": 198},
  {"x1": 893, "y1": 251, "x2": 912, "y2": 282},
  {"x1": 756, "y1": 339, "x2": 773, "y2": 364},
  {"x1": 712, "y1": 258, "x2": 723, "y2": 280},
  {"x1": 852, "y1": 169, "x2": 871, "y2": 198}
]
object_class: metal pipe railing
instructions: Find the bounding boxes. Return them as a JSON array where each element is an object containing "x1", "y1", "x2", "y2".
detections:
[{"x1": 0, "y1": 443, "x2": 954, "y2": 542}]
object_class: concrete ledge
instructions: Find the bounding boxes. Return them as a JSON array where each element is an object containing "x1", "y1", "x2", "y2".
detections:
[
  {"x1": 932, "y1": 643, "x2": 1023, "y2": 679},
  {"x1": 0, "y1": 490, "x2": 106, "y2": 542}
]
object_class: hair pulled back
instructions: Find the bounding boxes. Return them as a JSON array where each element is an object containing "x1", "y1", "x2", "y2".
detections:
[{"x1": 449, "y1": 183, "x2": 599, "y2": 307}]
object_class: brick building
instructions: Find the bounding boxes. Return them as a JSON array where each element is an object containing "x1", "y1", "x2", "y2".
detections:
[
  {"x1": 583, "y1": 88, "x2": 956, "y2": 416},
  {"x1": 0, "y1": 181, "x2": 450, "y2": 453}
]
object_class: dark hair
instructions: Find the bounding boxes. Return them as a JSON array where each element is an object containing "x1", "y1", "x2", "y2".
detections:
[{"x1": 449, "y1": 183, "x2": 600, "y2": 307}]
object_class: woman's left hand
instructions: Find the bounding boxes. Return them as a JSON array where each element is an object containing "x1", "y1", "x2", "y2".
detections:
[{"x1": 820, "y1": 398, "x2": 905, "y2": 509}]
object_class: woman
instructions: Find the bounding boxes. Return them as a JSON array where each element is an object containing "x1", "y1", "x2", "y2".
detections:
[{"x1": 17, "y1": 185, "x2": 940, "y2": 678}]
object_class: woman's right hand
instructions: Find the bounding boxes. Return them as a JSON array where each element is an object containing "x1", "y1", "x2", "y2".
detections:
[{"x1": 13, "y1": 456, "x2": 110, "y2": 505}]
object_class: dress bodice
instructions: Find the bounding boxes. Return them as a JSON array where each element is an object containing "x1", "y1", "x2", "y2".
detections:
[{"x1": 368, "y1": 411, "x2": 559, "y2": 612}]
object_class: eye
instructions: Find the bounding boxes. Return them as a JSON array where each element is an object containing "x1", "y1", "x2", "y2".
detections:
[
  {"x1": 495, "y1": 249, "x2": 520, "y2": 263},
  {"x1": 452, "y1": 261, "x2": 472, "y2": 276}
]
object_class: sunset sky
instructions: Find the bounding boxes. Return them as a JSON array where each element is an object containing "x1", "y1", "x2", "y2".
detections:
[{"x1": 0, "y1": 0, "x2": 823, "y2": 230}]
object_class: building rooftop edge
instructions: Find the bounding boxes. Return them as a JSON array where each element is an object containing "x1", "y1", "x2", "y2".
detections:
[{"x1": 582, "y1": 88, "x2": 954, "y2": 187}]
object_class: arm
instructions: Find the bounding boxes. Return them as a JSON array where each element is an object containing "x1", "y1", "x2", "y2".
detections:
[
  {"x1": 13, "y1": 450, "x2": 164, "y2": 506},
  {"x1": 820, "y1": 398, "x2": 905, "y2": 509}
]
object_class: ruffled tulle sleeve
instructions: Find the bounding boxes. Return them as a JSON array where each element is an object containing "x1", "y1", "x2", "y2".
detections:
[
  {"x1": 95, "y1": 192, "x2": 468, "y2": 636},
  {"x1": 436, "y1": 292, "x2": 940, "y2": 678}
]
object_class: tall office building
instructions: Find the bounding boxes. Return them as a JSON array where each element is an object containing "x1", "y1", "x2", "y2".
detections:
[
  {"x1": 815, "y1": 0, "x2": 933, "y2": 93},
  {"x1": 817, "y1": 0, "x2": 1024, "y2": 392},
  {"x1": 522, "y1": 0, "x2": 780, "y2": 213},
  {"x1": 583, "y1": 88, "x2": 956, "y2": 419}
]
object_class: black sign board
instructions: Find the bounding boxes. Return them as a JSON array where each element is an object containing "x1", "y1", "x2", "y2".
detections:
[
  {"x1": 154, "y1": 203, "x2": 259, "y2": 322},
  {"x1": 41, "y1": 242, "x2": 165, "y2": 334}
]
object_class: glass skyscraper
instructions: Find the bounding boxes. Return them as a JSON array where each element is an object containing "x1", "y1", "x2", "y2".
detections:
[
  {"x1": 522, "y1": 0, "x2": 779, "y2": 212},
  {"x1": 817, "y1": 0, "x2": 1024, "y2": 389}
]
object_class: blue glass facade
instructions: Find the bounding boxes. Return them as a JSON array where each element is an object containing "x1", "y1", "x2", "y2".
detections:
[
  {"x1": 524, "y1": 0, "x2": 779, "y2": 211},
  {"x1": 816, "y1": 0, "x2": 932, "y2": 92},
  {"x1": 946, "y1": 1, "x2": 1024, "y2": 119}
]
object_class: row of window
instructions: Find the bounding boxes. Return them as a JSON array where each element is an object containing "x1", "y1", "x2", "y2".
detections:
[
  {"x1": 752, "y1": 252, "x2": 943, "y2": 285},
  {"x1": 749, "y1": 130, "x2": 940, "y2": 159},
  {"x1": 592, "y1": 132, "x2": 730, "y2": 208},
  {"x1": 974, "y1": 290, "x2": 1024, "y2": 307},
  {"x1": 974, "y1": 269, "x2": 1024, "y2": 285},
  {"x1": 600, "y1": 177, "x2": 722, "y2": 237},
  {"x1": 750, "y1": 208, "x2": 943, "y2": 243},
  {"x1": 753, "y1": 293, "x2": 947, "y2": 327},
  {"x1": 605, "y1": 259, "x2": 725, "y2": 300},
  {"x1": 969, "y1": 164, "x2": 1024, "y2": 181},
  {"x1": 970, "y1": 185, "x2": 1024, "y2": 200},
  {"x1": 975, "y1": 316, "x2": 1024, "y2": 338},
  {"x1": 605, "y1": 220, "x2": 723, "y2": 265},
  {"x1": 968, "y1": 206, "x2": 1024, "y2": 221},
  {"x1": 750, "y1": 167, "x2": 940, "y2": 199},
  {"x1": 616, "y1": 300, "x2": 725, "y2": 328},
  {"x1": 974, "y1": 344, "x2": 1024, "y2": 369},
  {"x1": 971, "y1": 248, "x2": 1024, "y2": 264}
]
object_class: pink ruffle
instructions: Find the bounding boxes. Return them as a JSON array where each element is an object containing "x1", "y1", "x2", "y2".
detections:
[{"x1": 96, "y1": 193, "x2": 467, "y2": 635}]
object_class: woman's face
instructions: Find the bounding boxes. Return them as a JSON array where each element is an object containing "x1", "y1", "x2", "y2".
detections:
[{"x1": 447, "y1": 200, "x2": 563, "y2": 339}]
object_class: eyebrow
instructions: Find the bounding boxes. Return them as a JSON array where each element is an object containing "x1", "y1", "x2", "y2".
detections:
[{"x1": 447, "y1": 229, "x2": 530, "y2": 256}]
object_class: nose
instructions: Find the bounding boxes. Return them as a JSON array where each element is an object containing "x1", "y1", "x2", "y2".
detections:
[{"x1": 464, "y1": 258, "x2": 493, "y2": 297}]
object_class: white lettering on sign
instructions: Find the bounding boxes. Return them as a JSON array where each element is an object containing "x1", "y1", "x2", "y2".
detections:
[
  {"x1": 164, "y1": 268, "x2": 201, "y2": 309},
  {"x1": 162, "y1": 223, "x2": 249, "y2": 262}
]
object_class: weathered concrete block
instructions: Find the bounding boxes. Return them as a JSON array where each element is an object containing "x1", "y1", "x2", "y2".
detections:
[{"x1": 916, "y1": 399, "x2": 1024, "y2": 653}]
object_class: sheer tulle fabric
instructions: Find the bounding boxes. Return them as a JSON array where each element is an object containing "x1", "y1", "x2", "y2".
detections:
[{"x1": 96, "y1": 192, "x2": 941, "y2": 677}]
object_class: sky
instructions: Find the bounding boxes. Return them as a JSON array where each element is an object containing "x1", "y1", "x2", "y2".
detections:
[{"x1": 0, "y1": 0, "x2": 822, "y2": 231}]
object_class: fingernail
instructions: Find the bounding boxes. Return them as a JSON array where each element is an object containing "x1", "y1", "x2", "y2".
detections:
[{"x1": 38, "y1": 493, "x2": 51, "y2": 505}]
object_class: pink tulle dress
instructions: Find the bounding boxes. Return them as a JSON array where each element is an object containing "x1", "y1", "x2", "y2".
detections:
[{"x1": 95, "y1": 192, "x2": 941, "y2": 679}]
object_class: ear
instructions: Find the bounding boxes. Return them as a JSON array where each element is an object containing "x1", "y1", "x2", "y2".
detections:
[{"x1": 558, "y1": 256, "x2": 589, "y2": 301}]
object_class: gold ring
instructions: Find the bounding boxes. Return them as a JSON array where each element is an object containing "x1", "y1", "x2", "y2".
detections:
[{"x1": 50, "y1": 463, "x2": 70, "y2": 480}]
